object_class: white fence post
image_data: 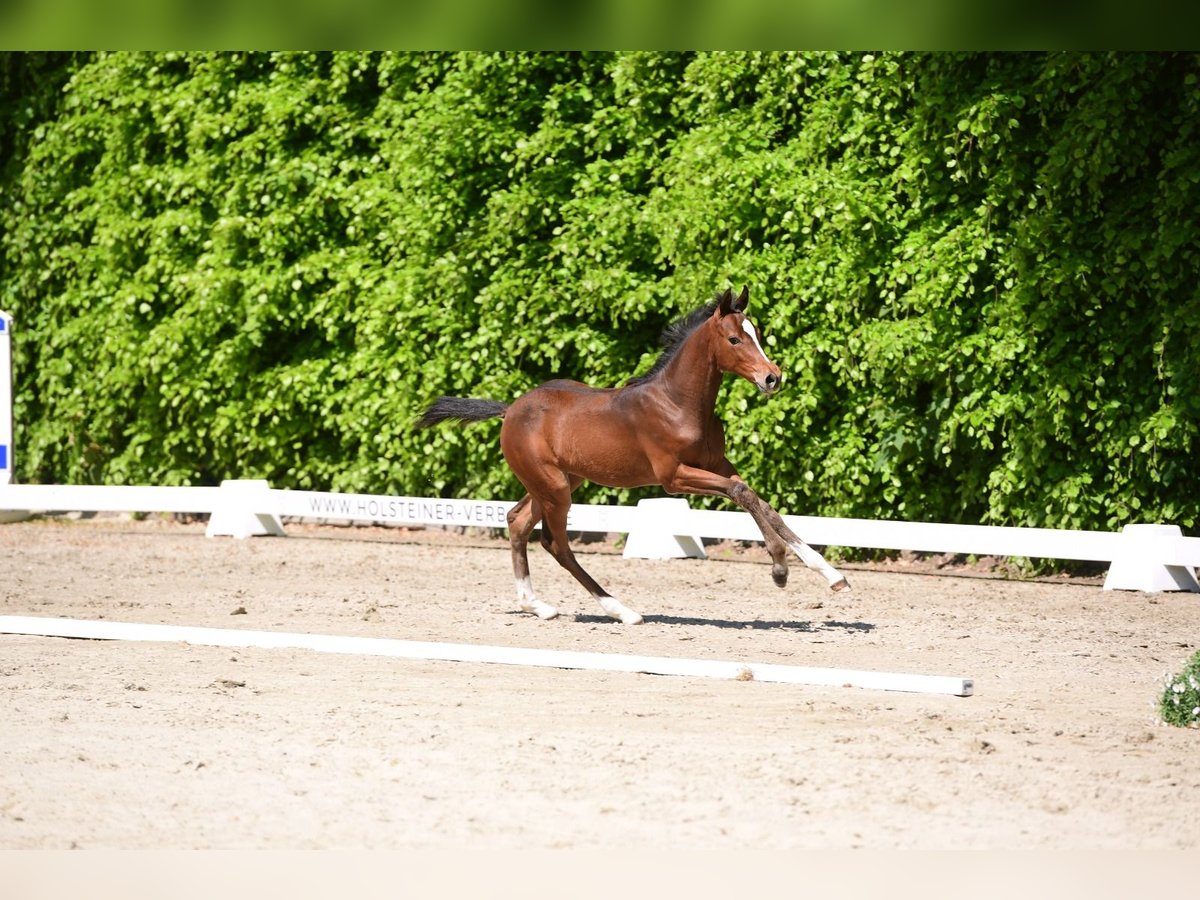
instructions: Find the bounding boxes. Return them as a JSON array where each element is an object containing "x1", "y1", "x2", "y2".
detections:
[
  {"x1": 622, "y1": 497, "x2": 706, "y2": 560},
  {"x1": 0, "y1": 310, "x2": 13, "y2": 486},
  {"x1": 0, "y1": 310, "x2": 31, "y2": 524},
  {"x1": 1102, "y1": 523, "x2": 1200, "y2": 592},
  {"x1": 205, "y1": 479, "x2": 286, "y2": 539}
]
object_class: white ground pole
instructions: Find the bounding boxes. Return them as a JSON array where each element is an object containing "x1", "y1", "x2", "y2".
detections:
[{"x1": 0, "y1": 616, "x2": 974, "y2": 696}]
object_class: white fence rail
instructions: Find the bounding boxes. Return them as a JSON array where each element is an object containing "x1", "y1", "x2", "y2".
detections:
[{"x1": 2, "y1": 479, "x2": 1198, "y2": 593}]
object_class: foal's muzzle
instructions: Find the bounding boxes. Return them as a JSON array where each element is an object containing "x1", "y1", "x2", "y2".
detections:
[{"x1": 758, "y1": 371, "x2": 782, "y2": 395}]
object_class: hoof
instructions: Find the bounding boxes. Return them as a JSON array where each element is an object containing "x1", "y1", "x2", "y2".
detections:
[
  {"x1": 600, "y1": 597, "x2": 644, "y2": 625},
  {"x1": 772, "y1": 564, "x2": 789, "y2": 588},
  {"x1": 521, "y1": 600, "x2": 560, "y2": 620},
  {"x1": 829, "y1": 578, "x2": 851, "y2": 593}
]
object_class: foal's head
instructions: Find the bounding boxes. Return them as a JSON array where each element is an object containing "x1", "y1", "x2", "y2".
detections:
[{"x1": 709, "y1": 286, "x2": 782, "y2": 395}]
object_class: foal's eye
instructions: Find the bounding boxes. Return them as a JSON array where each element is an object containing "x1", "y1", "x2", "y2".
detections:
[{"x1": 728, "y1": 336, "x2": 742, "y2": 345}]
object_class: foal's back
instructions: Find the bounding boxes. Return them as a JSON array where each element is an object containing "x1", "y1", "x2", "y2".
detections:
[{"x1": 500, "y1": 379, "x2": 661, "y2": 490}]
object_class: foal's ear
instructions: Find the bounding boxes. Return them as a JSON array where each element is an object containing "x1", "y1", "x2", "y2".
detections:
[
  {"x1": 734, "y1": 285, "x2": 749, "y2": 313},
  {"x1": 717, "y1": 286, "x2": 735, "y2": 316}
]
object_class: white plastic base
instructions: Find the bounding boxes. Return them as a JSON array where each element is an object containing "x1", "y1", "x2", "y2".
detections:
[
  {"x1": 1103, "y1": 524, "x2": 1200, "y2": 592},
  {"x1": 205, "y1": 479, "x2": 286, "y2": 539},
  {"x1": 622, "y1": 497, "x2": 707, "y2": 560}
]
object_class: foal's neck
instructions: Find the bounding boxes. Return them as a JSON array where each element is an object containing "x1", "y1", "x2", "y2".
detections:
[{"x1": 657, "y1": 324, "x2": 723, "y2": 415}]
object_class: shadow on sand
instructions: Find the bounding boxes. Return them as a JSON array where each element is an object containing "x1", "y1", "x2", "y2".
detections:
[{"x1": 570, "y1": 613, "x2": 874, "y2": 633}]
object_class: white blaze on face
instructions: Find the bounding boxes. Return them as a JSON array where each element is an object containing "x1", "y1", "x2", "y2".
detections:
[{"x1": 741, "y1": 318, "x2": 772, "y2": 365}]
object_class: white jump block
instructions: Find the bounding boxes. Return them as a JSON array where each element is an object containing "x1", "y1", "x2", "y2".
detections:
[
  {"x1": 622, "y1": 497, "x2": 706, "y2": 560},
  {"x1": 1103, "y1": 523, "x2": 1200, "y2": 592},
  {"x1": 205, "y1": 479, "x2": 285, "y2": 539}
]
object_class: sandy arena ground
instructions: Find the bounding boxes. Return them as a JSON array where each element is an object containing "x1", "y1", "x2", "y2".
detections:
[{"x1": 2, "y1": 515, "x2": 1198, "y2": 850}]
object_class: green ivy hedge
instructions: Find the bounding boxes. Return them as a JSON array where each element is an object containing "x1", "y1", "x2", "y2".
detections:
[{"x1": 2, "y1": 51, "x2": 1197, "y2": 531}]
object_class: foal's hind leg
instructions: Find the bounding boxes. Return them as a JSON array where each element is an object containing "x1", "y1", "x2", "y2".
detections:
[
  {"x1": 536, "y1": 481, "x2": 644, "y2": 625},
  {"x1": 506, "y1": 494, "x2": 559, "y2": 619}
]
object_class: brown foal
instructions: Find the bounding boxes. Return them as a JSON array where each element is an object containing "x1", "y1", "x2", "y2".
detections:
[{"x1": 417, "y1": 286, "x2": 849, "y2": 624}]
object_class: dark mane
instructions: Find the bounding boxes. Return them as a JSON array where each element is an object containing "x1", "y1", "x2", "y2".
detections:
[{"x1": 626, "y1": 300, "x2": 719, "y2": 386}]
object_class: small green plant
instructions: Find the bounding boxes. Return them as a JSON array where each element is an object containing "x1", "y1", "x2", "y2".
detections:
[{"x1": 1160, "y1": 650, "x2": 1200, "y2": 728}]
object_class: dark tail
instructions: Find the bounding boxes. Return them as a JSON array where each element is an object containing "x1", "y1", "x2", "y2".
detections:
[{"x1": 415, "y1": 396, "x2": 509, "y2": 429}]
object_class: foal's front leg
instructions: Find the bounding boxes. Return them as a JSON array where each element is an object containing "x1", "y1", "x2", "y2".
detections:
[
  {"x1": 730, "y1": 476, "x2": 791, "y2": 588},
  {"x1": 664, "y1": 464, "x2": 850, "y2": 593},
  {"x1": 735, "y1": 482, "x2": 850, "y2": 592}
]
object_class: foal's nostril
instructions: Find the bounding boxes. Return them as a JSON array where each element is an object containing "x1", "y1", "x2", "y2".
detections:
[{"x1": 765, "y1": 373, "x2": 779, "y2": 390}]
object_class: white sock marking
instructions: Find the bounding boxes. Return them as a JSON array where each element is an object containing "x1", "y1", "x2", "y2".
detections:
[
  {"x1": 516, "y1": 577, "x2": 558, "y2": 619},
  {"x1": 786, "y1": 540, "x2": 847, "y2": 588},
  {"x1": 599, "y1": 596, "x2": 644, "y2": 625}
]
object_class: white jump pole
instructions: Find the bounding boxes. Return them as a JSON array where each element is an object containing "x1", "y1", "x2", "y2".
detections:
[{"x1": 0, "y1": 615, "x2": 974, "y2": 697}]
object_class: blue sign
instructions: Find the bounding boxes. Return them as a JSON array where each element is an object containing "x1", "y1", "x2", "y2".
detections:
[{"x1": 0, "y1": 445, "x2": 7, "y2": 469}]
